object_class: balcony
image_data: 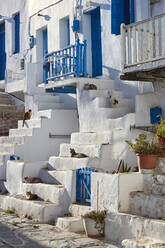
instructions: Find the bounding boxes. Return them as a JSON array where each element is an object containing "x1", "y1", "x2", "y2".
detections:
[
  {"x1": 121, "y1": 13, "x2": 165, "y2": 82},
  {"x1": 44, "y1": 39, "x2": 87, "y2": 85}
]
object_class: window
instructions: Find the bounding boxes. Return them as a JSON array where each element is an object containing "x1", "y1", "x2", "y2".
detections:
[
  {"x1": 13, "y1": 13, "x2": 20, "y2": 54},
  {"x1": 59, "y1": 17, "x2": 70, "y2": 49},
  {"x1": 111, "y1": 0, "x2": 134, "y2": 35}
]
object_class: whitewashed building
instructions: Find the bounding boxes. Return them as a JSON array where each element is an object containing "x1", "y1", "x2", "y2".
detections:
[{"x1": 0, "y1": 1, "x2": 165, "y2": 247}]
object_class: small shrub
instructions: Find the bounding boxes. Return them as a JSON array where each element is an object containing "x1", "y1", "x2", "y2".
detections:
[
  {"x1": 83, "y1": 210, "x2": 106, "y2": 235},
  {"x1": 12, "y1": 221, "x2": 19, "y2": 226},
  {"x1": 120, "y1": 160, "x2": 131, "y2": 173},
  {"x1": 5, "y1": 207, "x2": 15, "y2": 214},
  {"x1": 33, "y1": 225, "x2": 39, "y2": 229},
  {"x1": 156, "y1": 119, "x2": 165, "y2": 138}
]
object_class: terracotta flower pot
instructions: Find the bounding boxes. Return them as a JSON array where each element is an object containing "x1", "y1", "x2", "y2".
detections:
[
  {"x1": 137, "y1": 154, "x2": 158, "y2": 170},
  {"x1": 156, "y1": 135, "x2": 165, "y2": 153}
]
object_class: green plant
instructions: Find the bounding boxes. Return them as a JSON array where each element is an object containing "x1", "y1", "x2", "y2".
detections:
[
  {"x1": 120, "y1": 160, "x2": 131, "y2": 173},
  {"x1": 5, "y1": 207, "x2": 15, "y2": 214},
  {"x1": 83, "y1": 210, "x2": 106, "y2": 235},
  {"x1": 132, "y1": 166, "x2": 139, "y2": 172},
  {"x1": 156, "y1": 119, "x2": 165, "y2": 137},
  {"x1": 12, "y1": 221, "x2": 19, "y2": 226},
  {"x1": 126, "y1": 133, "x2": 162, "y2": 155},
  {"x1": 33, "y1": 225, "x2": 39, "y2": 229}
]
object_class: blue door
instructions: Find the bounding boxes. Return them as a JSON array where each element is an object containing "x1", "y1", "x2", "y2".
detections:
[
  {"x1": 43, "y1": 28, "x2": 48, "y2": 83},
  {"x1": 91, "y1": 7, "x2": 102, "y2": 77},
  {"x1": 0, "y1": 22, "x2": 6, "y2": 80}
]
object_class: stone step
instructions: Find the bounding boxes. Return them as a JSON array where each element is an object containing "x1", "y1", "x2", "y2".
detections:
[
  {"x1": 156, "y1": 157, "x2": 165, "y2": 174},
  {"x1": 0, "y1": 104, "x2": 16, "y2": 110},
  {"x1": 48, "y1": 156, "x2": 99, "y2": 171},
  {"x1": 99, "y1": 106, "x2": 132, "y2": 119},
  {"x1": 130, "y1": 191, "x2": 165, "y2": 219},
  {"x1": 34, "y1": 94, "x2": 61, "y2": 103},
  {"x1": 39, "y1": 169, "x2": 66, "y2": 185},
  {"x1": 18, "y1": 119, "x2": 41, "y2": 129},
  {"x1": 105, "y1": 212, "x2": 165, "y2": 244},
  {"x1": 0, "y1": 98, "x2": 13, "y2": 105},
  {"x1": 83, "y1": 89, "x2": 110, "y2": 99},
  {"x1": 22, "y1": 183, "x2": 67, "y2": 205},
  {"x1": 111, "y1": 90, "x2": 124, "y2": 99},
  {"x1": 144, "y1": 174, "x2": 165, "y2": 196},
  {"x1": 0, "y1": 194, "x2": 63, "y2": 224},
  {"x1": 0, "y1": 93, "x2": 11, "y2": 99},
  {"x1": 9, "y1": 128, "x2": 33, "y2": 137},
  {"x1": 0, "y1": 136, "x2": 24, "y2": 145},
  {"x1": 69, "y1": 204, "x2": 91, "y2": 217},
  {"x1": 37, "y1": 109, "x2": 53, "y2": 119},
  {"x1": 122, "y1": 238, "x2": 165, "y2": 248},
  {"x1": 0, "y1": 144, "x2": 15, "y2": 154},
  {"x1": 71, "y1": 132, "x2": 112, "y2": 145},
  {"x1": 37, "y1": 101, "x2": 63, "y2": 111},
  {"x1": 106, "y1": 113, "x2": 135, "y2": 130},
  {"x1": 56, "y1": 216, "x2": 84, "y2": 233},
  {"x1": 92, "y1": 78, "x2": 115, "y2": 90},
  {"x1": 59, "y1": 143, "x2": 102, "y2": 158},
  {"x1": 93, "y1": 97, "x2": 132, "y2": 109}
]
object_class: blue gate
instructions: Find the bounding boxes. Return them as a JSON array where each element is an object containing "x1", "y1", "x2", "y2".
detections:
[{"x1": 76, "y1": 167, "x2": 97, "y2": 204}]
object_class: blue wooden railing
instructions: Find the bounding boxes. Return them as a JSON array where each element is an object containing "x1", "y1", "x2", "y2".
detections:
[{"x1": 44, "y1": 39, "x2": 87, "y2": 83}]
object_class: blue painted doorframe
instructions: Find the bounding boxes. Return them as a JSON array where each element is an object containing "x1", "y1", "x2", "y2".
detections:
[
  {"x1": 43, "y1": 28, "x2": 48, "y2": 83},
  {"x1": 0, "y1": 22, "x2": 6, "y2": 80},
  {"x1": 91, "y1": 7, "x2": 102, "y2": 77}
]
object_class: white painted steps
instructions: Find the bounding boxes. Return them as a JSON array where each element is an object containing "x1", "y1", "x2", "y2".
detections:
[
  {"x1": 39, "y1": 169, "x2": 66, "y2": 185},
  {"x1": 48, "y1": 156, "x2": 99, "y2": 170},
  {"x1": 0, "y1": 194, "x2": 63, "y2": 224},
  {"x1": 122, "y1": 238, "x2": 165, "y2": 248},
  {"x1": 130, "y1": 191, "x2": 165, "y2": 220},
  {"x1": 71, "y1": 132, "x2": 112, "y2": 145},
  {"x1": 9, "y1": 128, "x2": 33, "y2": 137},
  {"x1": 56, "y1": 216, "x2": 84, "y2": 233},
  {"x1": 105, "y1": 212, "x2": 165, "y2": 244},
  {"x1": 18, "y1": 119, "x2": 42, "y2": 129},
  {"x1": 69, "y1": 204, "x2": 91, "y2": 217},
  {"x1": 60, "y1": 143, "x2": 103, "y2": 158},
  {"x1": 22, "y1": 183, "x2": 67, "y2": 205}
]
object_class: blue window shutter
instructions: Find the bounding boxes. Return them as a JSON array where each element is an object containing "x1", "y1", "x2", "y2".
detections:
[
  {"x1": 14, "y1": 13, "x2": 20, "y2": 53},
  {"x1": 111, "y1": 0, "x2": 124, "y2": 35},
  {"x1": 111, "y1": 0, "x2": 131, "y2": 35},
  {"x1": 129, "y1": 0, "x2": 135, "y2": 24}
]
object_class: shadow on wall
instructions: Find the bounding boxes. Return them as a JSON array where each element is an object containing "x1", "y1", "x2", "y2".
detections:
[{"x1": 102, "y1": 65, "x2": 153, "y2": 99}]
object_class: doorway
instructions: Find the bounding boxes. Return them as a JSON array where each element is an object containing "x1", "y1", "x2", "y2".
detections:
[{"x1": 90, "y1": 7, "x2": 102, "y2": 77}]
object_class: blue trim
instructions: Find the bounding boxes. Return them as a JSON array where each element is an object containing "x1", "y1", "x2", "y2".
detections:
[
  {"x1": 0, "y1": 22, "x2": 6, "y2": 80},
  {"x1": 46, "y1": 86, "x2": 76, "y2": 94},
  {"x1": 67, "y1": 19, "x2": 70, "y2": 46},
  {"x1": 14, "y1": 13, "x2": 20, "y2": 54}
]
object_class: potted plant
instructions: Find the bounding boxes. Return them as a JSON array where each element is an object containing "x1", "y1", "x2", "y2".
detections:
[
  {"x1": 126, "y1": 133, "x2": 162, "y2": 170},
  {"x1": 156, "y1": 119, "x2": 165, "y2": 153},
  {"x1": 82, "y1": 210, "x2": 106, "y2": 238}
]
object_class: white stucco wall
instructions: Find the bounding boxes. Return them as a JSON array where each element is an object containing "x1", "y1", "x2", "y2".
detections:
[{"x1": 91, "y1": 172, "x2": 143, "y2": 213}]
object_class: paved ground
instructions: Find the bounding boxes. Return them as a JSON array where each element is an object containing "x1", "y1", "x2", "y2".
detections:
[{"x1": 0, "y1": 209, "x2": 120, "y2": 248}]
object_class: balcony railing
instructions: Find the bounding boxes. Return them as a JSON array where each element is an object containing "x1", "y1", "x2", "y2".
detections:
[
  {"x1": 44, "y1": 39, "x2": 87, "y2": 83},
  {"x1": 121, "y1": 13, "x2": 165, "y2": 69}
]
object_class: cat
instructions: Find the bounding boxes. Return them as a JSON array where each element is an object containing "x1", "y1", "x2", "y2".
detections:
[
  {"x1": 70, "y1": 148, "x2": 88, "y2": 158},
  {"x1": 113, "y1": 99, "x2": 119, "y2": 105},
  {"x1": 84, "y1": 83, "x2": 97, "y2": 90},
  {"x1": 26, "y1": 191, "x2": 38, "y2": 200},
  {"x1": 22, "y1": 109, "x2": 32, "y2": 127},
  {"x1": 24, "y1": 176, "x2": 42, "y2": 184}
]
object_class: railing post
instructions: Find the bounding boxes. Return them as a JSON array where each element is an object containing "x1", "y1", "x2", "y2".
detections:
[
  {"x1": 76, "y1": 38, "x2": 80, "y2": 77},
  {"x1": 121, "y1": 23, "x2": 126, "y2": 70},
  {"x1": 83, "y1": 40, "x2": 87, "y2": 77}
]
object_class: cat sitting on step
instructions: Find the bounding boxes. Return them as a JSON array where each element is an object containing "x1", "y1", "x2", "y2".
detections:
[
  {"x1": 26, "y1": 191, "x2": 38, "y2": 200},
  {"x1": 84, "y1": 83, "x2": 97, "y2": 90},
  {"x1": 24, "y1": 176, "x2": 42, "y2": 184},
  {"x1": 22, "y1": 109, "x2": 32, "y2": 127},
  {"x1": 70, "y1": 148, "x2": 88, "y2": 158}
]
